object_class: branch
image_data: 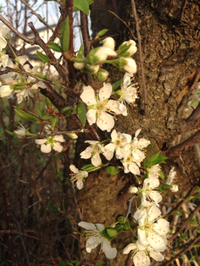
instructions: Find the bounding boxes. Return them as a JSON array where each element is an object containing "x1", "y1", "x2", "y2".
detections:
[
  {"x1": 65, "y1": 0, "x2": 73, "y2": 56},
  {"x1": 20, "y1": 0, "x2": 54, "y2": 33},
  {"x1": 0, "y1": 15, "x2": 34, "y2": 45},
  {"x1": 28, "y1": 22, "x2": 68, "y2": 80},
  {"x1": 131, "y1": 0, "x2": 147, "y2": 114},
  {"x1": 163, "y1": 129, "x2": 200, "y2": 157},
  {"x1": 48, "y1": 13, "x2": 67, "y2": 44},
  {"x1": 80, "y1": 11, "x2": 90, "y2": 56}
]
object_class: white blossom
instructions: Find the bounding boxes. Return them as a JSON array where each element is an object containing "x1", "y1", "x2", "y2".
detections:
[
  {"x1": 102, "y1": 37, "x2": 115, "y2": 50},
  {"x1": 80, "y1": 83, "x2": 127, "y2": 132},
  {"x1": 0, "y1": 82, "x2": 12, "y2": 98},
  {"x1": 93, "y1": 46, "x2": 117, "y2": 63},
  {"x1": 122, "y1": 40, "x2": 137, "y2": 56},
  {"x1": 104, "y1": 129, "x2": 132, "y2": 159},
  {"x1": 134, "y1": 205, "x2": 169, "y2": 252},
  {"x1": 118, "y1": 57, "x2": 137, "y2": 74},
  {"x1": 166, "y1": 167, "x2": 178, "y2": 192},
  {"x1": 141, "y1": 178, "x2": 162, "y2": 207},
  {"x1": 148, "y1": 164, "x2": 161, "y2": 179},
  {"x1": 35, "y1": 135, "x2": 65, "y2": 153},
  {"x1": 78, "y1": 221, "x2": 117, "y2": 259},
  {"x1": 117, "y1": 72, "x2": 138, "y2": 105},
  {"x1": 0, "y1": 23, "x2": 10, "y2": 51},
  {"x1": 80, "y1": 140, "x2": 113, "y2": 167},
  {"x1": 14, "y1": 123, "x2": 26, "y2": 136},
  {"x1": 69, "y1": 165, "x2": 88, "y2": 190}
]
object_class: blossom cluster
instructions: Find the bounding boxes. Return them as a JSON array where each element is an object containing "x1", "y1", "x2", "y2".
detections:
[{"x1": 0, "y1": 23, "x2": 46, "y2": 103}]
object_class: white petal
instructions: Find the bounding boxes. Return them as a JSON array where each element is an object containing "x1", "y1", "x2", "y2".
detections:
[
  {"x1": 70, "y1": 165, "x2": 78, "y2": 173},
  {"x1": 80, "y1": 146, "x2": 93, "y2": 159},
  {"x1": 76, "y1": 179, "x2": 84, "y2": 190},
  {"x1": 153, "y1": 219, "x2": 169, "y2": 235},
  {"x1": 123, "y1": 243, "x2": 137, "y2": 254},
  {"x1": 80, "y1": 85, "x2": 97, "y2": 106},
  {"x1": 97, "y1": 112, "x2": 115, "y2": 132},
  {"x1": 86, "y1": 109, "x2": 97, "y2": 125},
  {"x1": 99, "y1": 83, "x2": 112, "y2": 101},
  {"x1": 78, "y1": 221, "x2": 96, "y2": 230},
  {"x1": 133, "y1": 251, "x2": 150, "y2": 266},
  {"x1": 137, "y1": 138, "x2": 151, "y2": 149},
  {"x1": 107, "y1": 100, "x2": 123, "y2": 114},
  {"x1": 104, "y1": 143, "x2": 115, "y2": 152},
  {"x1": 0, "y1": 85, "x2": 12, "y2": 98},
  {"x1": 148, "y1": 205, "x2": 161, "y2": 222},
  {"x1": 149, "y1": 250, "x2": 164, "y2": 261},
  {"x1": 86, "y1": 236, "x2": 101, "y2": 252},
  {"x1": 41, "y1": 143, "x2": 51, "y2": 153},
  {"x1": 170, "y1": 184, "x2": 178, "y2": 192},
  {"x1": 54, "y1": 135, "x2": 65, "y2": 142},
  {"x1": 129, "y1": 162, "x2": 140, "y2": 175},
  {"x1": 138, "y1": 229, "x2": 148, "y2": 246},
  {"x1": 149, "y1": 191, "x2": 162, "y2": 204},
  {"x1": 103, "y1": 148, "x2": 113, "y2": 161},
  {"x1": 95, "y1": 223, "x2": 104, "y2": 231},
  {"x1": 144, "y1": 178, "x2": 160, "y2": 189},
  {"x1": 147, "y1": 232, "x2": 166, "y2": 252},
  {"x1": 102, "y1": 239, "x2": 117, "y2": 259},
  {"x1": 35, "y1": 139, "x2": 48, "y2": 145},
  {"x1": 92, "y1": 152, "x2": 102, "y2": 166},
  {"x1": 53, "y1": 142, "x2": 63, "y2": 152}
]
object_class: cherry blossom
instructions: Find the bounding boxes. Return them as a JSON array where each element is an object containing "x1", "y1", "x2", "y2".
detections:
[
  {"x1": 69, "y1": 165, "x2": 88, "y2": 190},
  {"x1": 35, "y1": 135, "x2": 65, "y2": 153},
  {"x1": 118, "y1": 57, "x2": 137, "y2": 74},
  {"x1": 80, "y1": 140, "x2": 113, "y2": 167},
  {"x1": 0, "y1": 82, "x2": 12, "y2": 98},
  {"x1": 78, "y1": 221, "x2": 117, "y2": 259},
  {"x1": 14, "y1": 123, "x2": 26, "y2": 136},
  {"x1": 80, "y1": 83, "x2": 127, "y2": 132},
  {"x1": 148, "y1": 164, "x2": 161, "y2": 179},
  {"x1": 102, "y1": 37, "x2": 115, "y2": 50},
  {"x1": 141, "y1": 178, "x2": 162, "y2": 207},
  {"x1": 122, "y1": 40, "x2": 137, "y2": 56},
  {"x1": 166, "y1": 167, "x2": 178, "y2": 192},
  {"x1": 0, "y1": 23, "x2": 10, "y2": 51}
]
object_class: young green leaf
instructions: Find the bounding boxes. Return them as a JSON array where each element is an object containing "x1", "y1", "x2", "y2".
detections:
[
  {"x1": 144, "y1": 152, "x2": 168, "y2": 168},
  {"x1": 96, "y1": 29, "x2": 109, "y2": 38},
  {"x1": 77, "y1": 102, "x2": 86, "y2": 126},
  {"x1": 48, "y1": 42, "x2": 63, "y2": 52},
  {"x1": 5, "y1": 129, "x2": 17, "y2": 137},
  {"x1": 73, "y1": 0, "x2": 90, "y2": 15},
  {"x1": 105, "y1": 166, "x2": 119, "y2": 175},
  {"x1": 15, "y1": 108, "x2": 40, "y2": 122},
  {"x1": 81, "y1": 164, "x2": 102, "y2": 172},
  {"x1": 106, "y1": 228, "x2": 118, "y2": 238},
  {"x1": 62, "y1": 106, "x2": 72, "y2": 116},
  {"x1": 51, "y1": 117, "x2": 57, "y2": 129},
  {"x1": 37, "y1": 51, "x2": 50, "y2": 63},
  {"x1": 60, "y1": 16, "x2": 70, "y2": 52},
  {"x1": 112, "y1": 78, "x2": 123, "y2": 90}
]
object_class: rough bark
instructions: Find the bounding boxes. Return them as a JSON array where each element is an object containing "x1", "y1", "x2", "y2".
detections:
[{"x1": 76, "y1": 0, "x2": 200, "y2": 265}]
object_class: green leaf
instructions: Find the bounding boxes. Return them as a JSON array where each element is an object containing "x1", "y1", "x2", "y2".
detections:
[
  {"x1": 115, "y1": 224, "x2": 123, "y2": 233},
  {"x1": 59, "y1": 260, "x2": 68, "y2": 266},
  {"x1": 51, "y1": 117, "x2": 57, "y2": 129},
  {"x1": 162, "y1": 183, "x2": 173, "y2": 189},
  {"x1": 106, "y1": 228, "x2": 118, "y2": 238},
  {"x1": 81, "y1": 164, "x2": 102, "y2": 172},
  {"x1": 5, "y1": 129, "x2": 17, "y2": 137},
  {"x1": 96, "y1": 29, "x2": 109, "y2": 38},
  {"x1": 37, "y1": 51, "x2": 50, "y2": 63},
  {"x1": 42, "y1": 115, "x2": 54, "y2": 120},
  {"x1": 73, "y1": 0, "x2": 90, "y2": 15},
  {"x1": 117, "y1": 43, "x2": 132, "y2": 56},
  {"x1": 195, "y1": 187, "x2": 200, "y2": 193},
  {"x1": 62, "y1": 106, "x2": 72, "y2": 116},
  {"x1": 105, "y1": 166, "x2": 119, "y2": 175},
  {"x1": 45, "y1": 97, "x2": 51, "y2": 107},
  {"x1": 112, "y1": 78, "x2": 123, "y2": 90},
  {"x1": 117, "y1": 216, "x2": 126, "y2": 224},
  {"x1": 123, "y1": 221, "x2": 130, "y2": 230},
  {"x1": 195, "y1": 193, "x2": 200, "y2": 199},
  {"x1": 13, "y1": 84, "x2": 25, "y2": 90},
  {"x1": 15, "y1": 108, "x2": 40, "y2": 122},
  {"x1": 77, "y1": 44, "x2": 84, "y2": 59},
  {"x1": 77, "y1": 102, "x2": 86, "y2": 126},
  {"x1": 48, "y1": 42, "x2": 63, "y2": 52},
  {"x1": 144, "y1": 152, "x2": 168, "y2": 168},
  {"x1": 36, "y1": 74, "x2": 49, "y2": 80},
  {"x1": 61, "y1": 16, "x2": 70, "y2": 52}
]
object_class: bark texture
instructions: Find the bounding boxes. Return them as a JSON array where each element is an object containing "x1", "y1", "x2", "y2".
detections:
[{"x1": 77, "y1": 0, "x2": 200, "y2": 265}]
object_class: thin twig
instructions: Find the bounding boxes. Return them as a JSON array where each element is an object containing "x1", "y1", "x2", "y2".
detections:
[
  {"x1": 20, "y1": 0, "x2": 54, "y2": 33},
  {"x1": 125, "y1": 195, "x2": 135, "y2": 220},
  {"x1": 0, "y1": 15, "x2": 34, "y2": 45},
  {"x1": 131, "y1": 0, "x2": 147, "y2": 114}
]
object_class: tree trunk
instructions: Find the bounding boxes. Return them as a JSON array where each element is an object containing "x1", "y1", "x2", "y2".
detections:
[{"x1": 77, "y1": 0, "x2": 200, "y2": 265}]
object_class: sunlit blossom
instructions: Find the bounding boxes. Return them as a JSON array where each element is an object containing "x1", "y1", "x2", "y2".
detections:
[
  {"x1": 69, "y1": 165, "x2": 88, "y2": 190},
  {"x1": 35, "y1": 135, "x2": 65, "y2": 153}
]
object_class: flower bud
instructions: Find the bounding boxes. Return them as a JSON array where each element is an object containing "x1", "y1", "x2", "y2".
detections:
[
  {"x1": 96, "y1": 68, "x2": 109, "y2": 81},
  {"x1": 84, "y1": 64, "x2": 99, "y2": 74},
  {"x1": 0, "y1": 83, "x2": 12, "y2": 97},
  {"x1": 86, "y1": 47, "x2": 117, "y2": 65},
  {"x1": 118, "y1": 57, "x2": 137, "y2": 74},
  {"x1": 102, "y1": 37, "x2": 115, "y2": 50},
  {"x1": 74, "y1": 62, "x2": 85, "y2": 70},
  {"x1": 122, "y1": 40, "x2": 137, "y2": 55}
]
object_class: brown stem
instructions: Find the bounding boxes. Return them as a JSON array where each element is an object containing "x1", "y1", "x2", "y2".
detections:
[
  {"x1": 163, "y1": 129, "x2": 200, "y2": 157},
  {"x1": 65, "y1": 0, "x2": 73, "y2": 56},
  {"x1": 80, "y1": 11, "x2": 90, "y2": 56},
  {"x1": 131, "y1": 0, "x2": 147, "y2": 114},
  {"x1": 0, "y1": 15, "x2": 34, "y2": 45}
]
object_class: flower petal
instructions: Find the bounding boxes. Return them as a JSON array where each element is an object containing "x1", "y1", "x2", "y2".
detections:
[
  {"x1": 102, "y1": 239, "x2": 117, "y2": 259},
  {"x1": 35, "y1": 139, "x2": 47, "y2": 145},
  {"x1": 149, "y1": 250, "x2": 164, "y2": 261},
  {"x1": 70, "y1": 165, "x2": 79, "y2": 173},
  {"x1": 80, "y1": 85, "x2": 97, "y2": 106},
  {"x1": 41, "y1": 143, "x2": 51, "y2": 153},
  {"x1": 86, "y1": 109, "x2": 97, "y2": 125},
  {"x1": 54, "y1": 135, "x2": 65, "y2": 142},
  {"x1": 53, "y1": 142, "x2": 63, "y2": 152},
  {"x1": 97, "y1": 112, "x2": 115, "y2": 132},
  {"x1": 78, "y1": 221, "x2": 96, "y2": 230},
  {"x1": 133, "y1": 251, "x2": 150, "y2": 266},
  {"x1": 153, "y1": 219, "x2": 169, "y2": 236},
  {"x1": 86, "y1": 236, "x2": 101, "y2": 253},
  {"x1": 99, "y1": 83, "x2": 112, "y2": 101},
  {"x1": 147, "y1": 232, "x2": 166, "y2": 252},
  {"x1": 92, "y1": 152, "x2": 102, "y2": 167},
  {"x1": 76, "y1": 179, "x2": 84, "y2": 190},
  {"x1": 123, "y1": 243, "x2": 137, "y2": 254},
  {"x1": 80, "y1": 146, "x2": 93, "y2": 159}
]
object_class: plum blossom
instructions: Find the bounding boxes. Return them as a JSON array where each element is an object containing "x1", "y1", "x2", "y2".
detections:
[
  {"x1": 0, "y1": 82, "x2": 12, "y2": 98},
  {"x1": 69, "y1": 165, "x2": 88, "y2": 190},
  {"x1": 80, "y1": 140, "x2": 113, "y2": 167},
  {"x1": 123, "y1": 240, "x2": 164, "y2": 266},
  {"x1": 102, "y1": 37, "x2": 115, "y2": 50},
  {"x1": 78, "y1": 221, "x2": 117, "y2": 259},
  {"x1": 117, "y1": 72, "x2": 138, "y2": 105},
  {"x1": 0, "y1": 23, "x2": 10, "y2": 51},
  {"x1": 104, "y1": 129, "x2": 132, "y2": 159},
  {"x1": 93, "y1": 46, "x2": 117, "y2": 63},
  {"x1": 14, "y1": 123, "x2": 26, "y2": 136},
  {"x1": 80, "y1": 83, "x2": 127, "y2": 132},
  {"x1": 122, "y1": 40, "x2": 137, "y2": 56},
  {"x1": 141, "y1": 178, "x2": 162, "y2": 207},
  {"x1": 35, "y1": 135, "x2": 65, "y2": 153},
  {"x1": 134, "y1": 205, "x2": 169, "y2": 252},
  {"x1": 118, "y1": 57, "x2": 137, "y2": 74},
  {"x1": 121, "y1": 148, "x2": 141, "y2": 175},
  {"x1": 148, "y1": 164, "x2": 161, "y2": 179},
  {"x1": 166, "y1": 167, "x2": 178, "y2": 192}
]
